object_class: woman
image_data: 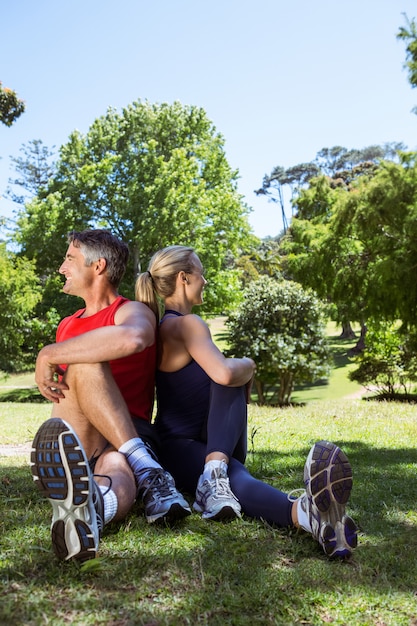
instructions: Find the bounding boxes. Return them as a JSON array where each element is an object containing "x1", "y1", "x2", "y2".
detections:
[{"x1": 135, "y1": 245, "x2": 358, "y2": 558}]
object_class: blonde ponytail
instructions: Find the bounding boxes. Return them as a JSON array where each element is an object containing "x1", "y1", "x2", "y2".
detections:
[{"x1": 135, "y1": 271, "x2": 162, "y2": 321}]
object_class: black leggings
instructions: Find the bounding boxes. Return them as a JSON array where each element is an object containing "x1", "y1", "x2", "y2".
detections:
[{"x1": 158, "y1": 383, "x2": 293, "y2": 528}]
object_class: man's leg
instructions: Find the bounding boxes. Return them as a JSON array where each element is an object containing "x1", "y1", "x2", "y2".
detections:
[
  {"x1": 40, "y1": 363, "x2": 191, "y2": 522},
  {"x1": 50, "y1": 362, "x2": 141, "y2": 458},
  {"x1": 93, "y1": 449, "x2": 137, "y2": 521}
]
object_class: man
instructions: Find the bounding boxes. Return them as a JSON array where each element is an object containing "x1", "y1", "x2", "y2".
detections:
[{"x1": 31, "y1": 229, "x2": 190, "y2": 563}]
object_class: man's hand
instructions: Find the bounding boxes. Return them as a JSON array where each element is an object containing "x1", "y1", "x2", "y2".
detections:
[{"x1": 35, "y1": 348, "x2": 68, "y2": 403}]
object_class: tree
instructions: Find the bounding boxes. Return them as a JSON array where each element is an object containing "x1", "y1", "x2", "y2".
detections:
[
  {"x1": 234, "y1": 238, "x2": 283, "y2": 288},
  {"x1": 257, "y1": 144, "x2": 405, "y2": 234},
  {"x1": 348, "y1": 322, "x2": 417, "y2": 398},
  {"x1": 226, "y1": 277, "x2": 330, "y2": 405},
  {"x1": 255, "y1": 162, "x2": 320, "y2": 233},
  {"x1": 397, "y1": 14, "x2": 417, "y2": 111},
  {"x1": 331, "y1": 153, "x2": 417, "y2": 326},
  {"x1": 0, "y1": 243, "x2": 48, "y2": 372},
  {"x1": 14, "y1": 100, "x2": 254, "y2": 314},
  {"x1": 281, "y1": 151, "x2": 417, "y2": 361},
  {"x1": 281, "y1": 174, "x2": 367, "y2": 339},
  {"x1": 6, "y1": 139, "x2": 56, "y2": 205},
  {"x1": 0, "y1": 82, "x2": 25, "y2": 127}
]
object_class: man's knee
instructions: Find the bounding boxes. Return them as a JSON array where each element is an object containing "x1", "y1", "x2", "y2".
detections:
[{"x1": 64, "y1": 361, "x2": 111, "y2": 384}]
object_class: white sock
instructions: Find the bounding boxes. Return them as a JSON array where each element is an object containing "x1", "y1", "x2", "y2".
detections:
[
  {"x1": 203, "y1": 459, "x2": 227, "y2": 481},
  {"x1": 118, "y1": 437, "x2": 161, "y2": 475},
  {"x1": 296, "y1": 497, "x2": 312, "y2": 533},
  {"x1": 99, "y1": 485, "x2": 118, "y2": 525}
]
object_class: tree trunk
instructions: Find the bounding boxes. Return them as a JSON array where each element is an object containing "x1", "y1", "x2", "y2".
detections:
[
  {"x1": 278, "y1": 372, "x2": 294, "y2": 405},
  {"x1": 340, "y1": 321, "x2": 357, "y2": 339},
  {"x1": 348, "y1": 323, "x2": 367, "y2": 356},
  {"x1": 254, "y1": 378, "x2": 265, "y2": 405}
]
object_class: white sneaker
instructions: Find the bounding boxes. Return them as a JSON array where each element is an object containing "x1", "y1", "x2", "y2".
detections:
[
  {"x1": 300, "y1": 440, "x2": 358, "y2": 558},
  {"x1": 31, "y1": 417, "x2": 102, "y2": 562},
  {"x1": 193, "y1": 462, "x2": 241, "y2": 521}
]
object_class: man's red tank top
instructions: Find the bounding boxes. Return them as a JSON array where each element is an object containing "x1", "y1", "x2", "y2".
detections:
[{"x1": 56, "y1": 296, "x2": 156, "y2": 422}]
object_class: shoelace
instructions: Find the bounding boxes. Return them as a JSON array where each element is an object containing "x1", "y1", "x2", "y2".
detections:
[
  {"x1": 91, "y1": 481, "x2": 105, "y2": 537},
  {"x1": 141, "y1": 469, "x2": 175, "y2": 500},
  {"x1": 287, "y1": 488, "x2": 305, "y2": 502},
  {"x1": 93, "y1": 473, "x2": 113, "y2": 497},
  {"x1": 208, "y1": 473, "x2": 236, "y2": 499}
]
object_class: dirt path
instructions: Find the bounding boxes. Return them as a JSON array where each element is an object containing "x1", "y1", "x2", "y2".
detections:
[
  {"x1": 343, "y1": 385, "x2": 379, "y2": 400},
  {"x1": 0, "y1": 443, "x2": 32, "y2": 457}
]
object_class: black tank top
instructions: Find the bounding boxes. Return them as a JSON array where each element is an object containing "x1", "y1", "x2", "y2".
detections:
[{"x1": 155, "y1": 310, "x2": 211, "y2": 440}]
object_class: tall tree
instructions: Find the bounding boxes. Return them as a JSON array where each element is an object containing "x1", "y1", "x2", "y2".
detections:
[
  {"x1": 398, "y1": 14, "x2": 417, "y2": 110},
  {"x1": 14, "y1": 100, "x2": 254, "y2": 313},
  {"x1": 258, "y1": 144, "x2": 405, "y2": 233},
  {"x1": 6, "y1": 139, "x2": 56, "y2": 205},
  {"x1": 282, "y1": 153, "x2": 417, "y2": 335}
]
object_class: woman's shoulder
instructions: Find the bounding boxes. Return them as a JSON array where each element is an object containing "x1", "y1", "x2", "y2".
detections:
[
  {"x1": 161, "y1": 312, "x2": 209, "y2": 339},
  {"x1": 178, "y1": 313, "x2": 209, "y2": 332}
]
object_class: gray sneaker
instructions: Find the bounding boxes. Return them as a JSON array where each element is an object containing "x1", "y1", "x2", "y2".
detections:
[
  {"x1": 137, "y1": 468, "x2": 191, "y2": 523},
  {"x1": 301, "y1": 440, "x2": 358, "y2": 559},
  {"x1": 193, "y1": 463, "x2": 241, "y2": 521},
  {"x1": 30, "y1": 417, "x2": 102, "y2": 562}
]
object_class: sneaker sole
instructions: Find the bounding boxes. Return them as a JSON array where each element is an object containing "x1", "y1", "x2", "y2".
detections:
[
  {"x1": 30, "y1": 418, "x2": 99, "y2": 561},
  {"x1": 146, "y1": 502, "x2": 191, "y2": 524},
  {"x1": 305, "y1": 441, "x2": 358, "y2": 558},
  {"x1": 194, "y1": 501, "x2": 241, "y2": 521}
]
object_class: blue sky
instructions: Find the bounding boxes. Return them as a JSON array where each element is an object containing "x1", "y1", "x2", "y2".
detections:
[{"x1": 1, "y1": 0, "x2": 416, "y2": 238}]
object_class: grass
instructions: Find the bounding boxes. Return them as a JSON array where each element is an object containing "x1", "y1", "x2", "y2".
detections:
[
  {"x1": 1, "y1": 401, "x2": 417, "y2": 625},
  {"x1": 1, "y1": 322, "x2": 417, "y2": 624},
  {"x1": 292, "y1": 321, "x2": 364, "y2": 403}
]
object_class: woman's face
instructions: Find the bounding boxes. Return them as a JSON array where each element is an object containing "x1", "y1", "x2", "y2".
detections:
[{"x1": 187, "y1": 253, "x2": 207, "y2": 305}]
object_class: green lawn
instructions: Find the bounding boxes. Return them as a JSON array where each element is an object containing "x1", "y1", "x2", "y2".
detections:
[{"x1": 1, "y1": 400, "x2": 417, "y2": 625}]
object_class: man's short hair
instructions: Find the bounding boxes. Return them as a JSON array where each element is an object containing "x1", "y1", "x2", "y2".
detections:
[{"x1": 68, "y1": 229, "x2": 129, "y2": 287}]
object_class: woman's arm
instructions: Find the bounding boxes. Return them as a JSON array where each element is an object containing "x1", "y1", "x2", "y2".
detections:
[{"x1": 178, "y1": 314, "x2": 255, "y2": 387}]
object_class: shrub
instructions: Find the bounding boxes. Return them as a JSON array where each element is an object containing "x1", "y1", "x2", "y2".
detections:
[{"x1": 226, "y1": 277, "x2": 331, "y2": 404}]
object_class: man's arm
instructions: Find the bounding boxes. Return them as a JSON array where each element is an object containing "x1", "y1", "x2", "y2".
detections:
[{"x1": 35, "y1": 301, "x2": 155, "y2": 402}]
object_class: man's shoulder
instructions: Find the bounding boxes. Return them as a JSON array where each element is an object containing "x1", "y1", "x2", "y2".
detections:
[{"x1": 115, "y1": 298, "x2": 156, "y2": 325}]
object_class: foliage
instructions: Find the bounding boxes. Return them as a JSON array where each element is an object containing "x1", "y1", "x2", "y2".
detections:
[
  {"x1": 397, "y1": 13, "x2": 417, "y2": 112},
  {"x1": 256, "y1": 143, "x2": 404, "y2": 232},
  {"x1": 5, "y1": 139, "x2": 56, "y2": 206},
  {"x1": 12, "y1": 100, "x2": 255, "y2": 313},
  {"x1": 349, "y1": 321, "x2": 417, "y2": 397},
  {"x1": 331, "y1": 153, "x2": 417, "y2": 326},
  {"x1": 281, "y1": 153, "x2": 417, "y2": 331},
  {"x1": 234, "y1": 238, "x2": 283, "y2": 288},
  {"x1": 0, "y1": 243, "x2": 44, "y2": 371},
  {"x1": 226, "y1": 277, "x2": 331, "y2": 405},
  {"x1": 0, "y1": 81, "x2": 25, "y2": 127}
]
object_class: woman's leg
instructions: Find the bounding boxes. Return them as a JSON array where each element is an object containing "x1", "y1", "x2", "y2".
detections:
[
  {"x1": 190, "y1": 383, "x2": 248, "y2": 519},
  {"x1": 228, "y1": 458, "x2": 293, "y2": 528},
  {"x1": 159, "y1": 439, "x2": 294, "y2": 527},
  {"x1": 205, "y1": 383, "x2": 247, "y2": 463},
  {"x1": 158, "y1": 438, "x2": 207, "y2": 495}
]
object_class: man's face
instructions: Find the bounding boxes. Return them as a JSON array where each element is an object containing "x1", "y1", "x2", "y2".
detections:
[{"x1": 58, "y1": 242, "x2": 96, "y2": 297}]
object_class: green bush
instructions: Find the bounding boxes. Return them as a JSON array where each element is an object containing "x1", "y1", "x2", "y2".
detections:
[
  {"x1": 349, "y1": 322, "x2": 417, "y2": 396},
  {"x1": 226, "y1": 277, "x2": 331, "y2": 405}
]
